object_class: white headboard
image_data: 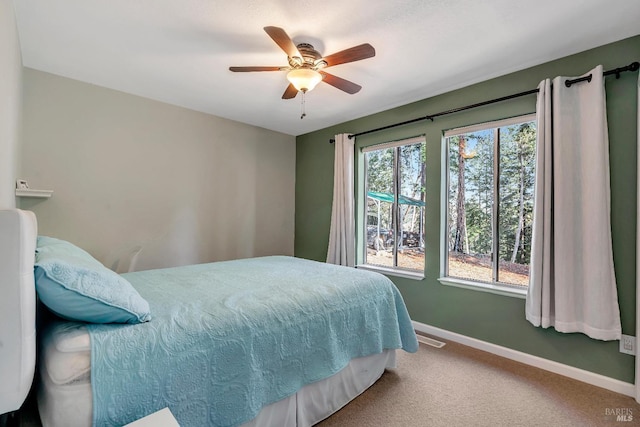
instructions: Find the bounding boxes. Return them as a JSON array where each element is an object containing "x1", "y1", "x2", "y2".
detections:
[{"x1": 0, "y1": 209, "x2": 37, "y2": 415}]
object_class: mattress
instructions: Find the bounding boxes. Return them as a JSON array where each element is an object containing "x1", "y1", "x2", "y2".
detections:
[{"x1": 38, "y1": 321, "x2": 396, "y2": 427}]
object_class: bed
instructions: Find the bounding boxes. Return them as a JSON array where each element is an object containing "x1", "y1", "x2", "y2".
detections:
[{"x1": 0, "y1": 209, "x2": 418, "y2": 426}]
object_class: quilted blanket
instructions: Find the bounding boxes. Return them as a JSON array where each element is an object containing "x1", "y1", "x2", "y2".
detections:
[{"x1": 87, "y1": 256, "x2": 418, "y2": 426}]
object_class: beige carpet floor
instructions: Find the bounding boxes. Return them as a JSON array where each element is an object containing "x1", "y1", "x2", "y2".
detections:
[
  {"x1": 317, "y1": 338, "x2": 640, "y2": 427},
  {"x1": 17, "y1": 337, "x2": 640, "y2": 426}
]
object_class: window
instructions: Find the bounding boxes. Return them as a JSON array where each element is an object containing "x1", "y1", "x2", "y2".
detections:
[
  {"x1": 361, "y1": 137, "x2": 426, "y2": 275},
  {"x1": 442, "y1": 115, "x2": 536, "y2": 293}
]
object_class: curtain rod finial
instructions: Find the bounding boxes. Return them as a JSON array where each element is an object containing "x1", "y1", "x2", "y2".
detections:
[{"x1": 329, "y1": 138, "x2": 335, "y2": 144}]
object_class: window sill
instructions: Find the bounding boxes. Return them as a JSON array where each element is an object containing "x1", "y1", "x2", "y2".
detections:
[
  {"x1": 357, "y1": 264, "x2": 424, "y2": 281},
  {"x1": 438, "y1": 276, "x2": 527, "y2": 299}
]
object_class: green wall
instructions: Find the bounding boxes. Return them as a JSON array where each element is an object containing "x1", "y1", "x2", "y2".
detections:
[{"x1": 295, "y1": 35, "x2": 640, "y2": 383}]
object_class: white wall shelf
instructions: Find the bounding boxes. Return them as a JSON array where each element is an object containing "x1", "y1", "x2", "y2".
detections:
[{"x1": 16, "y1": 189, "x2": 53, "y2": 198}]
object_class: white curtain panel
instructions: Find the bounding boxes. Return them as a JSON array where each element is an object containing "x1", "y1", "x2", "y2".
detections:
[
  {"x1": 526, "y1": 66, "x2": 622, "y2": 341},
  {"x1": 326, "y1": 134, "x2": 355, "y2": 267}
]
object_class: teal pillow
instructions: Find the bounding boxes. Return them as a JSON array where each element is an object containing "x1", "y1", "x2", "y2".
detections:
[
  {"x1": 35, "y1": 236, "x2": 99, "y2": 263},
  {"x1": 35, "y1": 236, "x2": 151, "y2": 324}
]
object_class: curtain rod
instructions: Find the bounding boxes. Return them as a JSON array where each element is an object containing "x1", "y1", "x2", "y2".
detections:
[{"x1": 329, "y1": 61, "x2": 639, "y2": 143}]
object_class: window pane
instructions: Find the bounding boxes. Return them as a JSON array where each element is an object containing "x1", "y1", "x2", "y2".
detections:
[
  {"x1": 365, "y1": 148, "x2": 394, "y2": 268},
  {"x1": 397, "y1": 143, "x2": 425, "y2": 270},
  {"x1": 363, "y1": 139, "x2": 425, "y2": 272},
  {"x1": 447, "y1": 132, "x2": 494, "y2": 283},
  {"x1": 445, "y1": 115, "x2": 536, "y2": 291},
  {"x1": 497, "y1": 122, "x2": 536, "y2": 287}
]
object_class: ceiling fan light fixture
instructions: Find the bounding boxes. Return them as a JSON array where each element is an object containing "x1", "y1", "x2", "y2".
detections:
[{"x1": 287, "y1": 69, "x2": 323, "y2": 92}]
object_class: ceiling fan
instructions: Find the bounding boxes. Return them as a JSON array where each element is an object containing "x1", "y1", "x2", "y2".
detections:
[{"x1": 229, "y1": 26, "x2": 375, "y2": 100}]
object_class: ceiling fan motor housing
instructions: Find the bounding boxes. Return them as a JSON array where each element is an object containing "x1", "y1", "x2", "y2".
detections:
[{"x1": 289, "y1": 43, "x2": 327, "y2": 69}]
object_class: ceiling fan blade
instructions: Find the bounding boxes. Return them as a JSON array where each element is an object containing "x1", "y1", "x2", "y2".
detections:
[
  {"x1": 319, "y1": 71, "x2": 362, "y2": 94},
  {"x1": 264, "y1": 26, "x2": 302, "y2": 59},
  {"x1": 322, "y1": 43, "x2": 375, "y2": 67},
  {"x1": 282, "y1": 83, "x2": 298, "y2": 99},
  {"x1": 229, "y1": 66, "x2": 283, "y2": 72}
]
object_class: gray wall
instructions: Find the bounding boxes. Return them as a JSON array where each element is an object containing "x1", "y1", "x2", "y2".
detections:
[
  {"x1": 0, "y1": 0, "x2": 22, "y2": 209},
  {"x1": 20, "y1": 69, "x2": 296, "y2": 270}
]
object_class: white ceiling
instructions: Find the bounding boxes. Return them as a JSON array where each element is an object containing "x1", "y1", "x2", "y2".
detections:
[{"x1": 12, "y1": 0, "x2": 640, "y2": 136}]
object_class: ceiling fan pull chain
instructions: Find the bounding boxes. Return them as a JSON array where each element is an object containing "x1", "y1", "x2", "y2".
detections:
[{"x1": 300, "y1": 91, "x2": 306, "y2": 119}]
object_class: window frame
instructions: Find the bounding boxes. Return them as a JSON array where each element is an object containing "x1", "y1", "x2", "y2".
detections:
[
  {"x1": 439, "y1": 114, "x2": 536, "y2": 298},
  {"x1": 357, "y1": 136, "x2": 426, "y2": 280}
]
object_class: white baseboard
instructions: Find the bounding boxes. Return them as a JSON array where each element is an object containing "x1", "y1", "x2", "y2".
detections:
[{"x1": 412, "y1": 320, "x2": 635, "y2": 397}]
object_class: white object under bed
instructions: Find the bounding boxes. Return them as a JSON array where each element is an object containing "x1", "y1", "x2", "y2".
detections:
[{"x1": 38, "y1": 321, "x2": 396, "y2": 427}]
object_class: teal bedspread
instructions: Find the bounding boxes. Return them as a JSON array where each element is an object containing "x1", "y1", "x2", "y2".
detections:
[{"x1": 87, "y1": 256, "x2": 418, "y2": 426}]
